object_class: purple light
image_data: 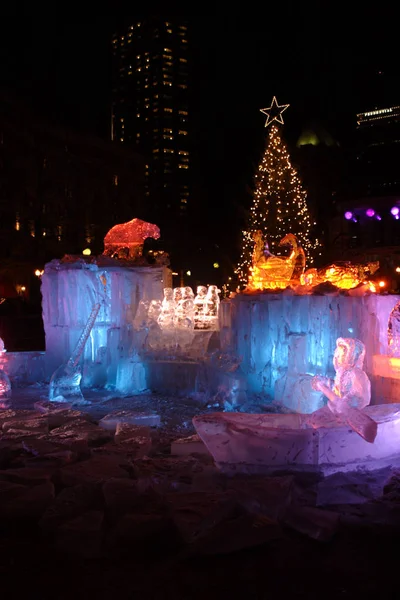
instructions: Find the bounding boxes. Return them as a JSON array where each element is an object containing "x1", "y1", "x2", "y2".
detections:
[
  {"x1": 376, "y1": 214, "x2": 382, "y2": 221},
  {"x1": 344, "y1": 211, "x2": 353, "y2": 220},
  {"x1": 366, "y1": 208, "x2": 375, "y2": 217},
  {"x1": 352, "y1": 217, "x2": 358, "y2": 223},
  {"x1": 391, "y1": 206, "x2": 400, "y2": 216}
]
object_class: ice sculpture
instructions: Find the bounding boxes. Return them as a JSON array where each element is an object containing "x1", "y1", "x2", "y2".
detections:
[
  {"x1": 309, "y1": 337, "x2": 377, "y2": 442},
  {"x1": 301, "y1": 261, "x2": 379, "y2": 291},
  {"x1": 204, "y1": 285, "x2": 221, "y2": 328},
  {"x1": 0, "y1": 337, "x2": 11, "y2": 402},
  {"x1": 49, "y1": 303, "x2": 101, "y2": 403},
  {"x1": 175, "y1": 286, "x2": 195, "y2": 330},
  {"x1": 158, "y1": 287, "x2": 176, "y2": 330},
  {"x1": 148, "y1": 299, "x2": 162, "y2": 323},
  {"x1": 247, "y1": 233, "x2": 304, "y2": 291},
  {"x1": 388, "y1": 300, "x2": 400, "y2": 357},
  {"x1": 103, "y1": 218, "x2": 160, "y2": 260},
  {"x1": 194, "y1": 286, "x2": 208, "y2": 329}
]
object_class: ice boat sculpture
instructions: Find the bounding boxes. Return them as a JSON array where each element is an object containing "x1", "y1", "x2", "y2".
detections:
[
  {"x1": 247, "y1": 232, "x2": 305, "y2": 291},
  {"x1": 193, "y1": 337, "x2": 391, "y2": 473},
  {"x1": 193, "y1": 405, "x2": 400, "y2": 475},
  {"x1": 103, "y1": 218, "x2": 160, "y2": 260}
]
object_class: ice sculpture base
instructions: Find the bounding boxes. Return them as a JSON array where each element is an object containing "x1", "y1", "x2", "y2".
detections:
[{"x1": 193, "y1": 404, "x2": 400, "y2": 475}]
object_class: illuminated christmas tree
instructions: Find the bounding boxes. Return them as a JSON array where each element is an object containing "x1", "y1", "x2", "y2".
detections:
[{"x1": 235, "y1": 97, "x2": 321, "y2": 287}]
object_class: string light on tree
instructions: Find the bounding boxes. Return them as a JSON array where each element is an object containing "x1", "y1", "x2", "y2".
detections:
[{"x1": 235, "y1": 98, "x2": 321, "y2": 287}]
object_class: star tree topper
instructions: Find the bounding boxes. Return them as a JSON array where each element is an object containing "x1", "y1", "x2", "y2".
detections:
[{"x1": 260, "y1": 96, "x2": 290, "y2": 127}]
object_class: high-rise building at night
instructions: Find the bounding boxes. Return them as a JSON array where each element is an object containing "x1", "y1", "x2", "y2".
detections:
[
  {"x1": 111, "y1": 19, "x2": 190, "y2": 232},
  {"x1": 354, "y1": 69, "x2": 400, "y2": 197}
]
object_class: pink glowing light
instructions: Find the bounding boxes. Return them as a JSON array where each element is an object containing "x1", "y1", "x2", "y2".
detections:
[
  {"x1": 391, "y1": 206, "x2": 399, "y2": 216},
  {"x1": 344, "y1": 211, "x2": 353, "y2": 220},
  {"x1": 366, "y1": 208, "x2": 375, "y2": 217}
]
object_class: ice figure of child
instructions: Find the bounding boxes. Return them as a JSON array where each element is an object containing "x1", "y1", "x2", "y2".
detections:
[
  {"x1": 194, "y1": 285, "x2": 207, "y2": 329},
  {"x1": 175, "y1": 287, "x2": 195, "y2": 330},
  {"x1": 194, "y1": 286, "x2": 208, "y2": 329},
  {"x1": 147, "y1": 299, "x2": 162, "y2": 323},
  {"x1": 308, "y1": 337, "x2": 377, "y2": 442},
  {"x1": 158, "y1": 288, "x2": 176, "y2": 331},
  {"x1": 204, "y1": 285, "x2": 221, "y2": 328}
]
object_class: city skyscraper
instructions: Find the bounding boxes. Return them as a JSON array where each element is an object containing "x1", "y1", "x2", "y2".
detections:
[{"x1": 111, "y1": 18, "x2": 190, "y2": 234}]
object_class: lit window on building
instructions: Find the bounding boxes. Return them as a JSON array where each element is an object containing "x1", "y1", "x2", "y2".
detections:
[
  {"x1": 164, "y1": 48, "x2": 172, "y2": 52},
  {"x1": 178, "y1": 110, "x2": 188, "y2": 115},
  {"x1": 164, "y1": 107, "x2": 173, "y2": 113},
  {"x1": 179, "y1": 58, "x2": 187, "y2": 63},
  {"x1": 167, "y1": 28, "x2": 172, "y2": 33},
  {"x1": 136, "y1": 113, "x2": 140, "y2": 117},
  {"x1": 178, "y1": 150, "x2": 189, "y2": 155},
  {"x1": 178, "y1": 84, "x2": 187, "y2": 89},
  {"x1": 113, "y1": 175, "x2": 119, "y2": 186},
  {"x1": 120, "y1": 137, "x2": 124, "y2": 142},
  {"x1": 15, "y1": 214, "x2": 20, "y2": 231},
  {"x1": 178, "y1": 130, "x2": 188, "y2": 135},
  {"x1": 163, "y1": 135, "x2": 173, "y2": 140},
  {"x1": 164, "y1": 128, "x2": 173, "y2": 133},
  {"x1": 179, "y1": 25, "x2": 187, "y2": 30},
  {"x1": 164, "y1": 148, "x2": 174, "y2": 154},
  {"x1": 178, "y1": 164, "x2": 189, "y2": 169},
  {"x1": 153, "y1": 148, "x2": 160, "y2": 153},
  {"x1": 181, "y1": 39, "x2": 188, "y2": 44}
]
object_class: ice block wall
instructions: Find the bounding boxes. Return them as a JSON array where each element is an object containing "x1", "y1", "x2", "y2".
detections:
[
  {"x1": 41, "y1": 259, "x2": 171, "y2": 387},
  {"x1": 220, "y1": 293, "x2": 400, "y2": 401}
]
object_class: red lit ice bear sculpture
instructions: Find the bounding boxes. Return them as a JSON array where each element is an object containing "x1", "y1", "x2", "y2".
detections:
[{"x1": 103, "y1": 218, "x2": 160, "y2": 260}]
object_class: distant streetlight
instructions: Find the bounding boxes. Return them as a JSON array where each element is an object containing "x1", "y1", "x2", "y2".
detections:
[
  {"x1": 213, "y1": 262, "x2": 219, "y2": 269},
  {"x1": 82, "y1": 248, "x2": 91, "y2": 256},
  {"x1": 186, "y1": 270, "x2": 191, "y2": 276}
]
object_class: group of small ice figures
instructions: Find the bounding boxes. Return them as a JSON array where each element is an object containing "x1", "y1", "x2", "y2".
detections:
[{"x1": 139, "y1": 285, "x2": 220, "y2": 332}]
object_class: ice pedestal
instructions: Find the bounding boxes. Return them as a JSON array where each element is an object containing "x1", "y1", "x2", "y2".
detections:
[{"x1": 41, "y1": 258, "x2": 171, "y2": 394}]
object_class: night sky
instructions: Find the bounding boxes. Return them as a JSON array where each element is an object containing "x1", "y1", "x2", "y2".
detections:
[{"x1": 0, "y1": 5, "x2": 397, "y2": 273}]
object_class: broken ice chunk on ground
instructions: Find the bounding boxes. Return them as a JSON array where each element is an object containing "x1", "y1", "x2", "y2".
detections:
[{"x1": 98, "y1": 410, "x2": 161, "y2": 432}]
